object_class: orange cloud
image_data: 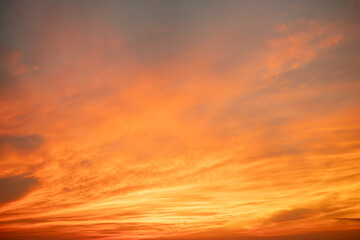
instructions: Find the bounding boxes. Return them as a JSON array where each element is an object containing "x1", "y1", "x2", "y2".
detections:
[
  {"x1": 266, "y1": 20, "x2": 343, "y2": 78},
  {"x1": 0, "y1": 1, "x2": 359, "y2": 240},
  {"x1": 0, "y1": 49, "x2": 29, "y2": 76}
]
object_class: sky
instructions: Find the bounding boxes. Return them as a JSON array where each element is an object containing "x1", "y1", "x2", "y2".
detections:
[{"x1": 0, "y1": 0, "x2": 359, "y2": 239}]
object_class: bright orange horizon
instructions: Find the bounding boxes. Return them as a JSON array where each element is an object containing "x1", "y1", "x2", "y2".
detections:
[{"x1": 0, "y1": 0, "x2": 359, "y2": 239}]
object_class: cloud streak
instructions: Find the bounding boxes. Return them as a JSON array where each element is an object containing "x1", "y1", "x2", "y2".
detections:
[{"x1": 0, "y1": 0, "x2": 359, "y2": 239}]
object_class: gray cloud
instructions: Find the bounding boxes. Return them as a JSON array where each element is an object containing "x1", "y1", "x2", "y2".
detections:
[
  {"x1": 335, "y1": 217, "x2": 360, "y2": 222},
  {"x1": 0, "y1": 134, "x2": 44, "y2": 158},
  {"x1": 265, "y1": 208, "x2": 316, "y2": 223},
  {"x1": 0, "y1": 175, "x2": 39, "y2": 204}
]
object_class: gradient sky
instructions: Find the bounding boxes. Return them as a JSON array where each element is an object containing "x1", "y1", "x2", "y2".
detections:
[{"x1": 0, "y1": 0, "x2": 360, "y2": 239}]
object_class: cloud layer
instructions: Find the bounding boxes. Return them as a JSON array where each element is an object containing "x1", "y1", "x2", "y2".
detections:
[{"x1": 0, "y1": 0, "x2": 359, "y2": 239}]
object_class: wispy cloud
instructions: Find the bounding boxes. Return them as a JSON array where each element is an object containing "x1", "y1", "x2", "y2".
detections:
[{"x1": 0, "y1": 0, "x2": 359, "y2": 239}]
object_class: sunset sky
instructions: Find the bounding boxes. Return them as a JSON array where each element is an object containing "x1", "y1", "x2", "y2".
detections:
[{"x1": 0, "y1": 0, "x2": 360, "y2": 239}]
